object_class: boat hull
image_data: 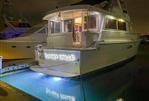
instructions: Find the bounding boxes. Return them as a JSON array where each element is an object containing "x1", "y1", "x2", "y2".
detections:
[
  {"x1": 0, "y1": 41, "x2": 38, "y2": 60},
  {"x1": 31, "y1": 40, "x2": 140, "y2": 77}
]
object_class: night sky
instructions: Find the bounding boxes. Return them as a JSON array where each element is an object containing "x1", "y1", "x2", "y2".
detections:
[
  {"x1": 126, "y1": 0, "x2": 149, "y2": 35},
  {"x1": 0, "y1": 0, "x2": 149, "y2": 35}
]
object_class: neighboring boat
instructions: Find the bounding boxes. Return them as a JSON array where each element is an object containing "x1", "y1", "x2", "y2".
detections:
[
  {"x1": 31, "y1": 2, "x2": 140, "y2": 77},
  {"x1": 0, "y1": 19, "x2": 31, "y2": 39},
  {"x1": 0, "y1": 21, "x2": 48, "y2": 61},
  {"x1": 0, "y1": 0, "x2": 31, "y2": 39},
  {"x1": 0, "y1": 0, "x2": 49, "y2": 63}
]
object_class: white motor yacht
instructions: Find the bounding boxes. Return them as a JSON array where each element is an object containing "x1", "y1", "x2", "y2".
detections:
[{"x1": 31, "y1": 3, "x2": 140, "y2": 77}]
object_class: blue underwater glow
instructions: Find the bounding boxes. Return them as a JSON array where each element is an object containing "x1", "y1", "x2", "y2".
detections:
[
  {"x1": 0, "y1": 70, "x2": 84, "y2": 101},
  {"x1": 0, "y1": 61, "x2": 137, "y2": 101}
]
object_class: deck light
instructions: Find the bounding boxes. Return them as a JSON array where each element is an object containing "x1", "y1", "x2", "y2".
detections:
[
  {"x1": 118, "y1": 19, "x2": 125, "y2": 22},
  {"x1": 75, "y1": 17, "x2": 82, "y2": 24},
  {"x1": 106, "y1": 15, "x2": 116, "y2": 20}
]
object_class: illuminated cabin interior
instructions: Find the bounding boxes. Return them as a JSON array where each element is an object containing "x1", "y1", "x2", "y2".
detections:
[{"x1": 44, "y1": 8, "x2": 104, "y2": 48}]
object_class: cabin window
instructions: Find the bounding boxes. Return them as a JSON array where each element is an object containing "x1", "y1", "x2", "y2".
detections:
[
  {"x1": 64, "y1": 19, "x2": 74, "y2": 32},
  {"x1": 50, "y1": 21, "x2": 61, "y2": 33},
  {"x1": 84, "y1": 15, "x2": 97, "y2": 29},
  {"x1": 118, "y1": 21, "x2": 126, "y2": 30},
  {"x1": 105, "y1": 18, "x2": 117, "y2": 29},
  {"x1": 74, "y1": 17, "x2": 83, "y2": 32},
  {"x1": 105, "y1": 16, "x2": 127, "y2": 31}
]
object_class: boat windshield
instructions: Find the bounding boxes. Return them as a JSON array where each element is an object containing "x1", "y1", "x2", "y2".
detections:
[{"x1": 47, "y1": 9, "x2": 102, "y2": 34}]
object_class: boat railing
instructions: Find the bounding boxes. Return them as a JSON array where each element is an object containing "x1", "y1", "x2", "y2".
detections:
[{"x1": 0, "y1": 64, "x2": 31, "y2": 74}]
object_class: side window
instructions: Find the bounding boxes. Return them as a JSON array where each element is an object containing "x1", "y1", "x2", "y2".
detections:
[
  {"x1": 118, "y1": 21, "x2": 126, "y2": 31},
  {"x1": 64, "y1": 19, "x2": 74, "y2": 32},
  {"x1": 84, "y1": 16, "x2": 87, "y2": 29},
  {"x1": 88, "y1": 15, "x2": 97, "y2": 29},
  {"x1": 50, "y1": 21, "x2": 61, "y2": 33},
  {"x1": 84, "y1": 15, "x2": 97, "y2": 29},
  {"x1": 105, "y1": 18, "x2": 117, "y2": 29}
]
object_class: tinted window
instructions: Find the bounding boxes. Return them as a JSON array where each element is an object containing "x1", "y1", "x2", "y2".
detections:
[
  {"x1": 50, "y1": 21, "x2": 61, "y2": 33},
  {"x1": 64, "y1": 19, "x2": 74, "y2": 32},
  {"x1": 118, "y1": 21, "x2": 126, "y2": 30},
  {"x1": 84, "y1": 15, "x2": 97, "y2": 29},
  {"x1": 105, "y1": 18, "x2": 117, "y2": 29}
]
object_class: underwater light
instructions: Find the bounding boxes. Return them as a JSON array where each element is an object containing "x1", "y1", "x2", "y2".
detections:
[
  {"x1": 38, "y1": 72, "x2": 45, "y2": 76},
  {"x1": 53, "y1": 77, "x2": 62, "y2": 81}
]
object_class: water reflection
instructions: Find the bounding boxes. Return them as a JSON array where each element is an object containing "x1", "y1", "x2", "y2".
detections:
[
  {"x1": 0, "y1": 59, "x2": 139, "y2": 101},
  {"x1": 46, "y1": 88, "x2": 75, "y2": 101},
  {"x1": 82, "y1": 60, "x2": 139, "y2": 101}
]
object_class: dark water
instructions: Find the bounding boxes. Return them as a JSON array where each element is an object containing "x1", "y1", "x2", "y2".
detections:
[
  {"x1": 119, "y1": 44, "x2": 149, "y2": 101},
  {"x1": 0, "y1": 44, "x2": 149, "y2": 101}
]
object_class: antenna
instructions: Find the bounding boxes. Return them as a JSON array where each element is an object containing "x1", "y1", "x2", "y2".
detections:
[{"x1": 117, "y1": 0, "x2": 128, "y2": 13}]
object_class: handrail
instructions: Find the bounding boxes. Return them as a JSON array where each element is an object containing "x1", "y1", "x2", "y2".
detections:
[{"x1": 0, "y1": 64, "x2": 31, "y2": 74}]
